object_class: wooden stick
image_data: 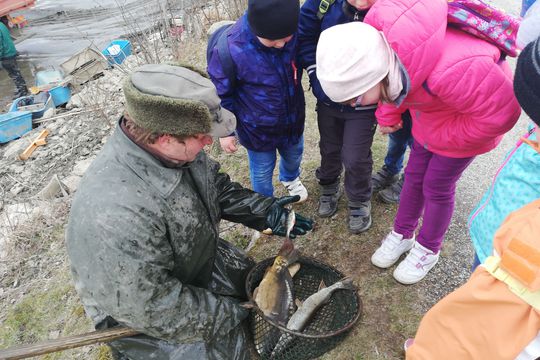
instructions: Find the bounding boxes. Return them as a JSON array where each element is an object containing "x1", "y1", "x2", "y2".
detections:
[
  {"x1": 19, "y1": 129, "x2": 50, "y2": 161},
  {"x1": 32, "y1": 108, "x2": 103, "y2": 124},
  {"x1": 0, "y1": 327, "x2": 139, "y2": 360}
]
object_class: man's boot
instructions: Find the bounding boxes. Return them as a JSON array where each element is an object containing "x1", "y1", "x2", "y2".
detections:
[
  {"x1": 318, "y1": 181, "x2": 342, "y2": 217},
  {"x1": 348, "y1": 200, "x2": 372, "y2": 234}
]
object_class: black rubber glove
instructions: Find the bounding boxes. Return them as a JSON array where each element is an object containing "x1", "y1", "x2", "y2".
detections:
[{"x1": 265, "y1": 196, "x2": 314, "y2": 238}]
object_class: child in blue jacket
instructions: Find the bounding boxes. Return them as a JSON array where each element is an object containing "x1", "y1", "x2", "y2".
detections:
[
  {"x1": 207, "y1": 0, "x2": 307, "y2": 202},
  {"x1": 469, "y1": 35, "x2": 540, "y2": 268}
]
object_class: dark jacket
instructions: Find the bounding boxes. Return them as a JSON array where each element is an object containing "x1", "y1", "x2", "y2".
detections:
[
  {"x1": 66, "y1": 122, "x2": 277, "y2": 359},
  {"x1": 298, "y1": 0, "x2": 370, "y2": 110},
  {"x1": 0, "y1": 23, "x2": 16, "y2": 59},
  {"x1": 207, "y1": 14, "x2": 306, "y2": 152}
]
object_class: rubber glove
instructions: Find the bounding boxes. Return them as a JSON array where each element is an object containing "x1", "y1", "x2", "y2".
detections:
[{"x1": 265, "y1": 196, "x2": 314, "y2": 238}]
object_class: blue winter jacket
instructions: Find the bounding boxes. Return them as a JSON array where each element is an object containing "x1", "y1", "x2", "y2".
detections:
[
  {"x1": 207, "y1": 15, "x2": 305, "y2": 152},
  {"x1": 298, "y1": 0, "x2": 369, "y2": 109}
]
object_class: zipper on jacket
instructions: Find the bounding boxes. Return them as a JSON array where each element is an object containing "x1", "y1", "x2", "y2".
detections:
[
  {"x1": 448, "y1": 2, "x2": 491, "y2": 23},
  {"x1": 468, "y1": 127, "x2": 537, "y2": 228}
]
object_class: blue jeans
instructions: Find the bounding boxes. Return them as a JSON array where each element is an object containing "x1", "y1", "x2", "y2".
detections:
[
  {"x1": 384, "y1": 110, "x2": 413, "y2": 175},
  {"x1": 247, "y1": 136, "x2": 304, "y2": 197}
]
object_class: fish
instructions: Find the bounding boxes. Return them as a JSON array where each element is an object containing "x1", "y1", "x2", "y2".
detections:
[
  {"x1": 253, "y1": 211, "x2": 300, "y2": 356},
  {"x1": 271, "y1": 277, "x2": 356, "y2": 357},
  {"x1": 254, "y1": 209, "x2": 298, "y2": 324},
  {"x1": 254, "y1": 237, "x2": 299, "y2": 325}
]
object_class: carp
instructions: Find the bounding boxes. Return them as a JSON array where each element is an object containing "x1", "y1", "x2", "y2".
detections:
[
  {"x1": 271, "y1": 277, "x2": 356, "y2": 357},
  {"x1": 254, "y1": 210, "x2": 298, "y2": 325}
]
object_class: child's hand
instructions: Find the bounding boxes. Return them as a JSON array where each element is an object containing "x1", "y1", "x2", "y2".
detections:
[
  {"x1": 379, "y1": 122, "x2": 403, "y2": 134},
  {"x1": 220, "y1": 136, "x2": 238, "y2": 153}
]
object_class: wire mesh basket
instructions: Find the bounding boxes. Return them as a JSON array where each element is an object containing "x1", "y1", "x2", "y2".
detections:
[{"x1": 245, "y1": 256, "x2": 362, "y2": 360}]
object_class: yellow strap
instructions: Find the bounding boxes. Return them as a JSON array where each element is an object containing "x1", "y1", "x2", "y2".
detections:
[{"x1": 483, "y1": 256, "x2": 540, "y2": 310}]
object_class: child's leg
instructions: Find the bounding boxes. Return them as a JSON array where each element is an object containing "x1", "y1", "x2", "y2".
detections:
[
  {"x1": 341, "y1": 109, "x2": 377, "y2": 203},
  {"x1": 384, "y1": 110, "x2": 413, "y2": 176},
  {"x1": 417, "y1": 153, "x2": 475, "y2": 252},
  {"x1": 393, "y1": 140, "x2": 433, "y2": 239},
  {"x1": 278, "y1": 135, "x2": 304, "y2": 182},
  {"x1": 315, "y1": 105, "x2": 345, "y2": 185},
  {"x1": 247, "y1": 149, "x2": 277, "y2": 197}
]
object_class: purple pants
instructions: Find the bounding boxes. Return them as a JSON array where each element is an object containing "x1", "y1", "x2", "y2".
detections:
[{"x1": 394, "y1": 140, "x2": 474, "y2": 252}]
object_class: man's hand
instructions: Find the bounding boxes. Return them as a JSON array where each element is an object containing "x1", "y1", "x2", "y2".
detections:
[
  {"x1": 265, "y1": 196, "x2": 314, "y2": 238},
  {"x1": 220, "y1": 136, "x2": 238, "y2": 153},
  {"x1": 379, "y1": 121, "x2": 403, "y2": 135}
]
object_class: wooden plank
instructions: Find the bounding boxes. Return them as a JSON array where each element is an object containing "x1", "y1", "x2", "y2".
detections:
[
  {"x1": 19, "y1": 129, "x2": 49, "y2": 161},
  {"x1": 0, "y1": 327, "x2": 139, "y2": 360}
]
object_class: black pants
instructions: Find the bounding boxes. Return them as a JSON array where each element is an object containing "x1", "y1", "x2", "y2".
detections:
[
  {"x1": 315, "y1": 104, "x2": 377, "y2": 204},
  {"x1": 2, "y1": 56, "x2": 28, "y2": 97}
]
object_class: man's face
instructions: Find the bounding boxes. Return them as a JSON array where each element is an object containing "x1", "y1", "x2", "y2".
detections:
[
  {"x1": 257, "y1": 35, "x2": 294, "y2": 49},
  {"x1": 346, "y1": 0, "x2": 376, "y2": 10},
  {"x1": 156, "y1": 134, "x2": 213, "y2": 163}
]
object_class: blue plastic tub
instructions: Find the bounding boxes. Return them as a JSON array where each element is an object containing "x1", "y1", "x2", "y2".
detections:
[
  {"x1": 10, "y1": 92, "x2": 54, "y2": 120},
  {"x1": 102, "y1": 39, "x2": 132, "y2": 65},
  {"x1": 49, "y1": 86, "x2": 71, "y2": 107},
  {"x1": 0, "y1": 111, "x2": 32, "y2": 143}
]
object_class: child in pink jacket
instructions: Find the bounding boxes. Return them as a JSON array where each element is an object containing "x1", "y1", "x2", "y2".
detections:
[{"x1": 316, "y1": 0, "x2": 520, "y2": 284}]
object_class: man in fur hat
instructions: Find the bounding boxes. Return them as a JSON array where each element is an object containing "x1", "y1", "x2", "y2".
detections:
[{"x1": 66, "y1": 64, "x2": 313, "y2": 360}]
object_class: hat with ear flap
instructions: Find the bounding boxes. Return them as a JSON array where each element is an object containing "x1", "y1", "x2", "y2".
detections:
[
  {"x1": 514, "y1": 36, "x2": 540, "y2": 126},
  {"x1": 123, "y1": 64, "x2": 236, "y2": 137},
  {"x1": 316, "y1": 22, "x2": 394, "y2": 103}
]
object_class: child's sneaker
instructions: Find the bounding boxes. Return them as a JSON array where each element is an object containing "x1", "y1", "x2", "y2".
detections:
[
  {"x1": 371, "y1": 230, "x2": 415, "y2": 268},
  {"x1": 379, "y1": 175, "x2": 404, "y2": 204},
  {"x1": 372, "y1": 165, "x2": 399, "y2": 192},
  {"x1": 281, "y1": 177, "x2": 308, "y2": 203},
  {"x1": 393, "y1": 242, "x2": 440, "y2": 285},
  {"x1": 404, "y1": 338, "x2": 414, "y2": 351}
]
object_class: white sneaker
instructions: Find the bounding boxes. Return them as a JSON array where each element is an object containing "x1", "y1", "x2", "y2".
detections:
[
  {"x1": 393, "y1": 242, "x2": 440, "y2": 285},
  {"x1": 281, "y1": 177, "x2": 308, "y2": 203},
  {"x1": 371, "y1": 230, "x2": 415, "y2": 268}
]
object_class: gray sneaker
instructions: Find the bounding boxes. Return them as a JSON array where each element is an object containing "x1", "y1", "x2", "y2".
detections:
[
  {"x1": 372, "y1": 165, "x2": 399, "y2": 193},
  {"x1": 379, "y1": 175, "x2": 404, "y2": 204},
  {"x1": 318, "y1": 182, "x2": 342, "y2": 217},
  {"x1": 348, "y1": 201, "x2": 372, "y2": 234}
]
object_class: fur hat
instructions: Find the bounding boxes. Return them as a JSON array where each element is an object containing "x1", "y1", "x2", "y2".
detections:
[
  {"x1": 123, "y1": 64, "x2": 236, "y2": 137},
  {"x1": 316, "y1": 22, "x2": 396, "y2": 103},
  {"x1": 514, "y1": 36, "x2": 540, "y2": 126},
  {"x1": 247, "y1": 0, "x2": 299, "y2": 40}
]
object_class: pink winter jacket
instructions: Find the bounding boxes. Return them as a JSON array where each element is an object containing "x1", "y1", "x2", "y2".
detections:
[{"x1": 365, "y1": 0, "x2": 521, "y2": 158}]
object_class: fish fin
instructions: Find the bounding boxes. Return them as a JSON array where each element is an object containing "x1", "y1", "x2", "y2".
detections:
[
  {"x1": 318, "y1": 279, "x2": 326, "y2": 291},
  {"x1": 240, "y1": 301, "x2": 254, "y2": 309},
  {"x1": 253, "y1": 286, "x2": 259, "y2": 300},
  {"x1": 288, "y1": 262, "x2": 301, "y2": 277},
  {"x1": 295, "y1": 298, "x2": 303, "y2": 308}
]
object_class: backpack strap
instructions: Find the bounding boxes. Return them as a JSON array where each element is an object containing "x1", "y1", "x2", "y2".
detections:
[
  {"x1": 216, "y1": 28, "x2": 236, "y2": 91},
  {"x1": 317, "y1": 0, "x2": 336, "y2": 19},
  {"x1": 483, "y1": 255, "x2": 540, "y2": 310}
]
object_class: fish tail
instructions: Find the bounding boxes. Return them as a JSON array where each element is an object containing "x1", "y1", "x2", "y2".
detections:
[{"x1": 277, "y1": 238, "x2": 299, "y2": 264}]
